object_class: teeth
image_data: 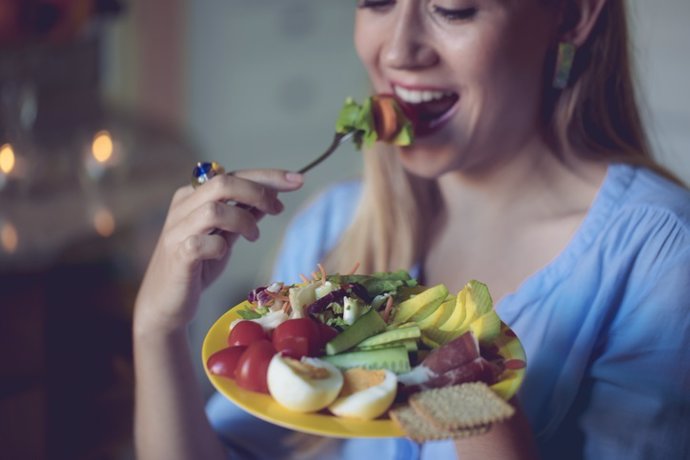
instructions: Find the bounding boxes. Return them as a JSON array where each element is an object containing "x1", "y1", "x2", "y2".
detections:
[{"x1": 393, "y1": 86, "x2": 453, "y2": 104}]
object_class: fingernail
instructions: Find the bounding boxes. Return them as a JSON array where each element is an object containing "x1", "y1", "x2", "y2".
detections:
[{"x1": 286, "y1": 172, "x2": 303, "y2": 183}]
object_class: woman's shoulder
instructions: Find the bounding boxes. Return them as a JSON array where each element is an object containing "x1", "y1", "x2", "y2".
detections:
[
  {"x1": 271, "y1": 180, "x2": 362, "y2": 283},
  {"x1": 614, "y1": 164, "x2": 690, "y2": 217},
  {"x1": 601, "y1": 164, "x2": 690, "y2": 245},
  {"x1": 289, "y1": 179, "x2": 363, "y2": 244},
  {"x1": 593, "y1": 163, "x2": 690, "y2": 299}
]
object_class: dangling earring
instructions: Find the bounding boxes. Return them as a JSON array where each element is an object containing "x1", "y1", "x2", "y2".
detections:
[{"x1": 553, "y1": 42, "x2": 576, "y2": 89}]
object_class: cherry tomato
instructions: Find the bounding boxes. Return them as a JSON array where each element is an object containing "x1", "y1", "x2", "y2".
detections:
[
  {"x1": 207, "y1": 346, "x2": 247, "y2": 379},
  {"x1": 235, "y1": 340, "x2": 275, "y2": 394},
  {"x1": 228, "y1": 320, "x2": 266, "y2": 347},
  {"x1": 271, "y1": 318, "x2": 321, "y2": 357},
  {"x1": 315, "y1": 322, "x2": 339, "y2": 351}
]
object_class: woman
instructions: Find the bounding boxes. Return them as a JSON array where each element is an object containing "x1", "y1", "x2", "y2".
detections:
[{"x1": 133, "y1": 0, "x2": 690, "y2": 459}]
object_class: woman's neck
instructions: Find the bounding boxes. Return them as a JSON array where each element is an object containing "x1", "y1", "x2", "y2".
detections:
[{"x1": 436, "y1": 139, "x2": 607, "y2": 228}]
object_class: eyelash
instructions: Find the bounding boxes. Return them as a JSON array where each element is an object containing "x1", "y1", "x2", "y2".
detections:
[
  {"x1": 357, "y1": 0, "x2": 394, "y2": 10},
  {"x1": 431, "y1": 6, "x2": 477, "y2": 22},
  {"x1": 358, "y1": 2, "x2": 477, "y2": 23}
]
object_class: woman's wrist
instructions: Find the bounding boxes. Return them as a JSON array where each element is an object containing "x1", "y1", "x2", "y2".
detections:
[{"x1": 133, "y1": 304, "x2": 190, "y2": 343}]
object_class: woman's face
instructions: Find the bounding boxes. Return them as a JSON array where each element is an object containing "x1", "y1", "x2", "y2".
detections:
[{"x1": 354, "y1": 0, "x2": 559, "y2": 177}]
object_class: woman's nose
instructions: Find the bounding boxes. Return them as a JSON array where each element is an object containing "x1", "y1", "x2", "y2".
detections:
[{"x1": 382, "y1": 9, "x2": 439, "y2": 69}]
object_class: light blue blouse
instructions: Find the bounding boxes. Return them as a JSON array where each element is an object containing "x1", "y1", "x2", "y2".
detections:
[{"x1": 206, "y1": 164, "x2": 690, "y2": 459}]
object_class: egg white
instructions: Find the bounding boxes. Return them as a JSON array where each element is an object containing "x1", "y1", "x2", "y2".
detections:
[
  {"x1": 328, "y1": 369, "x2": 397, "y2": 420},
  {"x1": 267, "y1": 355, "x2": 343, "y2": 413}
]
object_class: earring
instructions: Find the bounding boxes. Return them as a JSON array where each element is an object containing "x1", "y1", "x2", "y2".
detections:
[{"x1": 553, "y1": 42, "x2": 576, "y2": 89}]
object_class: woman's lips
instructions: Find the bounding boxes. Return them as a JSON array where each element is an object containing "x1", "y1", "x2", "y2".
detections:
[{"x1": 391, "y1": 85, "x2": 459, "y2": 137}]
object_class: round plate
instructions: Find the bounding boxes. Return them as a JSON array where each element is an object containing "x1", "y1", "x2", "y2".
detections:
[{"x1": 202, "y1": 301, "x2": 526, "y2": 439}]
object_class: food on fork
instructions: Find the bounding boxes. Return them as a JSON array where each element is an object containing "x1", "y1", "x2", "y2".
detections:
[{"x1": 336, "y1": 95, "x2": 414, "y2": 149}]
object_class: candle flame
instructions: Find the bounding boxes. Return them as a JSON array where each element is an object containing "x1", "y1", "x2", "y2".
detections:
[
  {"x1": 92, "y1": 131, "x2": 114, "y2": 164},
  {"x1": 0, "y1": 144, "x2": 16, "y2": 174}
]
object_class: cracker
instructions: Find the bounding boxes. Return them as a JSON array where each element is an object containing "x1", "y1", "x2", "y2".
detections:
[
  {"x1": 409, "y1": 382, "x2": 514, "y2": 431},
  {"x1": 389, "y1": 405, "x2": 491, "y2": 443}
]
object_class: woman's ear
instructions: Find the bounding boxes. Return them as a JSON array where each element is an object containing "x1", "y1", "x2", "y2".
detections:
[{"x1": 559, "y1": 0, "x2": 608, "y2": 46}]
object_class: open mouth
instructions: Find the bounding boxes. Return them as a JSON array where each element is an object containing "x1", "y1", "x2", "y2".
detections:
[{"x1": 393, "y1": 85, "x2": 460, "y2": 137}]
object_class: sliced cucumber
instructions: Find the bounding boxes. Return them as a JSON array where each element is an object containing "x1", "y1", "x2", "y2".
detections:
[
  {"x1": 355, "y1": 325, "x2": 421, "y2": 348},
  {"x1": 322, "y1": 346, "x2": 411, "y2": 374},
  {"x1": 325, "y1": 309, "x2": 386, "y2": 355},
  {"x1": 356, "y1": 339, "x2": 418, "y2": 352}
]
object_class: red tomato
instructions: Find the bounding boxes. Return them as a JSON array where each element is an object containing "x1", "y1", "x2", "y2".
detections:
[
  {"x1": 228, "y1": 320, "x2": 266, "y2": 347},
  {"x1": 206, "y1": 346, "x2": 247, "y2": 379},
  {"x1": 315, "y1": 322, "x2": 339, "y2": 350},
  {"x1": 235, "y1": 340, "x2": 275, "y2": 394},
  {"x1": 271, "y1": 318, "x2": 321, "y2": 358}
]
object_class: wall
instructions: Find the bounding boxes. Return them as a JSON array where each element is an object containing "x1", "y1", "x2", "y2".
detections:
[{"x1": 630, "y1": 0, "x2": 690, "y2": 177}]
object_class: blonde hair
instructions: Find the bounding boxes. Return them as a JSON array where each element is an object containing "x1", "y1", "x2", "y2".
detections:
[{"x1": 325, "y1": 0, "x2": 679, "y2": 275}]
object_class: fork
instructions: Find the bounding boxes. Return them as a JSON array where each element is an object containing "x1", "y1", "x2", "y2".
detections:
[
  {"x1": 192, "y1": 130, "x2": 355, "y2": 189},
  {"x1": 296, "y1": 131, "x2": 355, "y2": 174}
]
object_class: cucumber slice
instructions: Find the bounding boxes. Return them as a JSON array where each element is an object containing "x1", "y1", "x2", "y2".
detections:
[
  {"x1": 325, "y1": 309, "x2": 386, "y2": 355},
  {"x1": 356, "y1": 325, "x2": 421, "y2": 348},
  {"x1": 322, "y1": 346, "x2": 411, "y2": 374},
  {"x1": 356, "y1": 339, "x2": 419, "y2": 352}
]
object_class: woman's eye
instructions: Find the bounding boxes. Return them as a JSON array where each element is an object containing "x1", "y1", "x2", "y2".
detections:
[
  {"x1": 432, "y1": 5, "x2": 477, "y2": 21},
  {"x1": 357, "y1": 0, "x2": 395, "y2": 10}
]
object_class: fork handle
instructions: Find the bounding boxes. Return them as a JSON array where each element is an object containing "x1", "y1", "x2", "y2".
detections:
[{"x1": 298, "y1": 131, "x2": 354, "y2": 174}]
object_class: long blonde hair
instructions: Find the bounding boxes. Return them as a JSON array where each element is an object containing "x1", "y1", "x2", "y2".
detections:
[{"x1": 325, "y1": 0, "x2": 678, "y2": 275}]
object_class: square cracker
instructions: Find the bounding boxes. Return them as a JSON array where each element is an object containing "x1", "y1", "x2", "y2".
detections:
[
  {"x1": 409, "y1": 382, "x2": 515, "y2": 431},
  {"x1": 389, "y1": 405, "x2": 491, "y2": 443}
]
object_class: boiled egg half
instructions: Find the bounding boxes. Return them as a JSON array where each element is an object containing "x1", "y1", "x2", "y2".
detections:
[
  {"x1": 328, "y1": 368, "x2": 397, "y2": 420},
  {"x1": 267, "y1": 354, "x2": 343, "y2": 412}
]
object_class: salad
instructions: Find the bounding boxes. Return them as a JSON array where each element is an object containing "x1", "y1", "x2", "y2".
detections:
[
  {"x1": 205, "y1": 266, "x2": 526, "y2": 430},
  {"x1": 336, "y1": 95, "x2": 414, "y2": 149}
]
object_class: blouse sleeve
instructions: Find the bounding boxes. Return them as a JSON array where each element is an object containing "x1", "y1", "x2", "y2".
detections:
[
  {"x1": 271, "y1": 181, "x2": 362, "y2": 283},
  {"x1": 580, "y1": 226, "x2": 690, "y2": 458}
]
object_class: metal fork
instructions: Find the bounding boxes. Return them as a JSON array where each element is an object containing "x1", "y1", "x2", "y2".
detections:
[
  {"x1": 192, "y1": 130, "x2": 355, "y2": 188},
  {"x1": 297, "y1": 131, "x2": 355, "y2": 174}
]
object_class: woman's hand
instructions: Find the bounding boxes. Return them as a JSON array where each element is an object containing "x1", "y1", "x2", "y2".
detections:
[{"x1": 134, "y1": 169, "x2": 304, "y2": 335}]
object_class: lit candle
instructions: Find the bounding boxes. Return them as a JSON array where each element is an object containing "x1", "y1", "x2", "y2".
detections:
[
  {"x1": 0, "y1": 143, "x2": 16, "y2": 175},
  {"x1": 84, "y1": 130, "x2": 119, "y2": 181},
  {"x1": 92, "y1": 130, "x2": 114, "y2": 164}
]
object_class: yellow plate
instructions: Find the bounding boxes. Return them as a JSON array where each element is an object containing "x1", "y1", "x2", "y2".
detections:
[{"x1": 202, "y1": 301, "x2": 526, "y2": 439}]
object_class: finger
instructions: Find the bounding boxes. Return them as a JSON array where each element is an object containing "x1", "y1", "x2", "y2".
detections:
[
  {"x1": 231, "y1": 169, "x2": 304, "y2": 192},
  {"x1": 181, "y1": 174, "x2": 285, "y2": 219},
  {"x1": 178, "y1": 200, "x2": 261, "y2": 242},
  {"x1": 177, "y1": 233, "x2": 229, "y2": 268}
]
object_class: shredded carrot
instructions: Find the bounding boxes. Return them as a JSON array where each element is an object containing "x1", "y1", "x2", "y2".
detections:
[
  {"x1": 282, "y1": 301, "x2": 292, "y2": 315},
  {"x1": 382, "y1": 296, "x2": 394, "y2": 323},
  {"x1": 311, "y1": 271, "x2": 319, "y2": 280},
  {"x1": 348, "y1": 261, "x2": 361, "y2": 275},
  {"x1": 266, "y1": 291, "x2": 290, "y2": 302},
  {"x1": 299, "y1": 274, "x2": 309, "y2": 283},
  {"x1": 318, "y1": 263, "x2": 327, "y2": 285}
]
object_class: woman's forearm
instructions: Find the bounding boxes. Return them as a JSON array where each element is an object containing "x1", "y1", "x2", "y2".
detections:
[
  {"x1": 133, "y1": 322, "x2": 227, "y2": 460},
  {"x1": 454, "y1": 401, "x2": 539, "y2": 460}
]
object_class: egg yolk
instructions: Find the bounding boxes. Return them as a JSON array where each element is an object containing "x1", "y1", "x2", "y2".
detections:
[{"x1": 340, "y1": 368, "x2": 387, "y2": 397}]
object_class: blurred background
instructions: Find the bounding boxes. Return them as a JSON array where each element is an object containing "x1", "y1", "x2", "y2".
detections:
[{"x1": 0, "y1": 1, "x2": 688, "y2": 459}]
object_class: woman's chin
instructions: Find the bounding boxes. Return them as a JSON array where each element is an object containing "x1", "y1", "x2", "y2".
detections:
[{"x1": 397, "y1": 146, "x2": 457, "y2": 179}]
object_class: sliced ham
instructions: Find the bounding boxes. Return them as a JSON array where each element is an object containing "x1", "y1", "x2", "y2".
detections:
[
  {"x1": 397, "y1": 331, "x2": 504, "y2": 399},
  {"x1": 420, "y1": 331, "x2": 480, "y2": 375}
]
